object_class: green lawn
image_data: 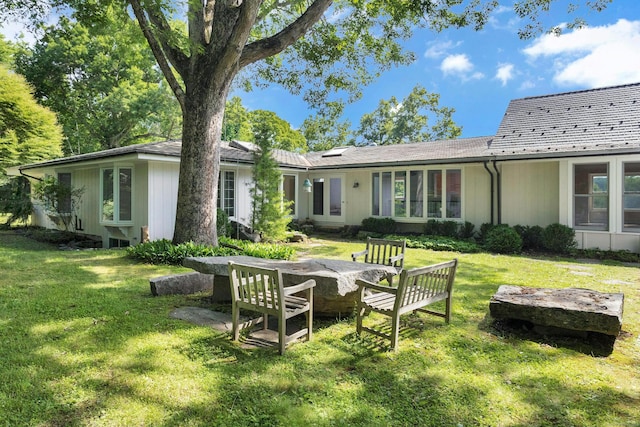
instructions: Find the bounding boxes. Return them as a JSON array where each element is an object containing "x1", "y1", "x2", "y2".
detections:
[{"x1": 1, "y1": 230, "x2": 638, "y2": 426}]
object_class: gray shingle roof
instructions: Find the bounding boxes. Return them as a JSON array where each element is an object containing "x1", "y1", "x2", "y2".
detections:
[
  {"x1": 490, "y1": 82, "x2": 640, "y2": 158},
  {"x1": 18, "y1": 139, "x2": 311, "y2": 171},
  {"x1": 305, "y1": 137, "x2": 492, "y2": 168}
]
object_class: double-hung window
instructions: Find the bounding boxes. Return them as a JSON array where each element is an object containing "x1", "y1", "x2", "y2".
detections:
[
  {"x1": 101, "y1": 167, "x2": 132, "y2": 223},
  {"x1": 57, "y1": 172, "x2": 72, "y2": 213},
  {"x1": 623, "y1": 162, "x2": 640, "y2": 231},
  {"x1": 217, "y1": 171, "x2": 235, "y2": 218},
  {"x1": 573, "y1": 163, "x2": 608, "y2": 230},
  {"x1": 427, "y1": 169, "x2": 461, "y2": 219}
]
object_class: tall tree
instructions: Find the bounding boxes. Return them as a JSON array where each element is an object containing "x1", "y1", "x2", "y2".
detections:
[
  {"x1": 222, "y1": 96, "x2": 253, "y2": 142},
  {"x1": 14, "y1": 8, "x2": 181, "y2": 155},
  {"x1": 249, "y1": 110, "x2": 306, "y2": 153},
  {"x1": 0, "y1": 0, "x2": 612, "y2": 245},
  {"x1": 0, "y1": 64, "x2": 63, "y2": 179},
  {"x1": 356, "y1": 85, "x2": 462, "y2": 145}
]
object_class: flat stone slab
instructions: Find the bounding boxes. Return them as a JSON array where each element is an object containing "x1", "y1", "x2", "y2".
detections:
[
  {"x1": 183, "y1": 255, "x2": 397, "y2": 316},
  {"x1": 150, "y1": 272, "x2": 214, "y2": 296},
  {"x1": 490, "y1": 285, "x2": 624, "y2": 336}
]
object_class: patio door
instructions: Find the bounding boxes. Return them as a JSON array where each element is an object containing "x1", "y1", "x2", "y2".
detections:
[{"x1": 311, "y1": 175, "x2": 345, "y2": 222}]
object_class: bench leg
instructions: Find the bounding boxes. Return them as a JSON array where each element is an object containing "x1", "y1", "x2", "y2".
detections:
[
  {"x1": 232, "y1": 303, "x2": 240, "y2": 342},
  {"x1": 390, "y1": 315, "x2": 400, "y2": 351}
]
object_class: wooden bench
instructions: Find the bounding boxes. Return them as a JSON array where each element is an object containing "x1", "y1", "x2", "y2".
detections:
[
  {"x1": 351, "y1": 237, "x2": 406, "y2": 282},
  {"x1": 356, "y1": 259, "x2": 458, "y2": 351},
  {"x1": 228, "y1": 261, "x2": 316, "y2": 354}
]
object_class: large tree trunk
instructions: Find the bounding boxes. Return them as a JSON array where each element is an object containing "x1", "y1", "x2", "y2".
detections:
[{"x1": 173, "y1": 76, "x2": 231, "y2": 246}]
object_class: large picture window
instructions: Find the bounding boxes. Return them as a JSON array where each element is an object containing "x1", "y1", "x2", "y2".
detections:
[
  {"x1": 101, "y1": 167, "x2": 132, "y2": 223},
  {"x1": 623, "y1": 162, "x2": 640, "y2": 231},
  {"x1": 574, "y1": 163, "x2": 608, "y2": 231},
  {"x1": 372, "y1": 168, "x2": 458, "y2": 219}
]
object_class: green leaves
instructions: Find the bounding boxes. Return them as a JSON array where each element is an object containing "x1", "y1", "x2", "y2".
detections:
[
  {"x1": 0, "y1": 65, "x2": 63, "y2": 175},
  {"x1": 355, "y1": 85, "x2": 462, "y2": 145}
]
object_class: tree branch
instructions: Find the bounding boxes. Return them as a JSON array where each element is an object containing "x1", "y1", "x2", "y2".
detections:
[
  {"x1": 144, "y1": 5, "x2": 190, "y2": 72},
  {"x1": 239, "y1": 0, "x2": 333, "y2": 68},
  {"x1": 129, "y1": 0, "x2": 186, "y2": 111}
]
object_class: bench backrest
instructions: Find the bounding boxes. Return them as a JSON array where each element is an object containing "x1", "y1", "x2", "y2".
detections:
[
  {"x1": 395, "y1": 259, "x2": 458, "y2": 313},
  {"x1": 228, "y1": 261, "x2": 285, "y2": 313},
  {"x1": 362, "y1": 237, "x2": 406, "y2": 269}
]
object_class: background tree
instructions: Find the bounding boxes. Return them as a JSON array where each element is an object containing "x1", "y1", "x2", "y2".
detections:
[
  {"x1": 14, "y1": 8, "x2": 181, "y2": 155},
  {"x1": 0, "y1": 64, "x2": 63, "y2": 179},
  {"x1": 248, "y1": 110, "x2": 306, "y2": 153},
  {"x1": 222, "y1": 96, "x2": 253, "y2": 142},
  {"x1": 249, "y1": 121, "x2": 292, "y2": 242},
  {"x1": 0, "y1": 0, "x2": 611, "y2": 246},
  {"x1": 355, "y1": 85, "x2": 462, "y2": 146},
  {"x1": 301, "y1": 103, "x2": 352, "y2": 151}
]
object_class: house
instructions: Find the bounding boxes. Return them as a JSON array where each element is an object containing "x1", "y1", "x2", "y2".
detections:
[{"x1": 8, "y1": 82, "x2": 640, "y2": 252}]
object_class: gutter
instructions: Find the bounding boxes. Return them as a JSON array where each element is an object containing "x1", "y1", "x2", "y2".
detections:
[
  {"x1": 483, "y1": 161, "x2": 494, "y2": 225},
  {"x1": 492, "y1": 160, "x2": 502, "y2": 224}
]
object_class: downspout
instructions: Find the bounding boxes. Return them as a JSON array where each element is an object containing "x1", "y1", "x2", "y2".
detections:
[
  {"x1": 483, "y1": 161, "x2": 494, "y2": 225},
  {"x1": 19, "y1": 169, "x2": 43, "y2": 182},
  {"x1": 492, "y1": 160, "x2": 502, "y2": 224}
]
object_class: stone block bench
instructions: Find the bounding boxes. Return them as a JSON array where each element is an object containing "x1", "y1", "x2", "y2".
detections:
[
  {"x1": 489, "y1": 285, "x2": 624, "y2": 338},
  {"x1": 150, "y1": 272, "x2": 214, "y2": 296}
]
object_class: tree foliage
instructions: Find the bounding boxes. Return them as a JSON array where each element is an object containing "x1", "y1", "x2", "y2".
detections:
[
  {"x1": 249, "y1": 121, "x2": 292, "y2": 242},
  {"x1": 32, "y1": 175, "x2": 84, "y2": 232},
  {"x1": 14, "y1": 8, "x2": 181, "y2": 155},
  {"x1": 301, "y1": 103, "x2": 352, "y2": 151},
  {"x1": 0, "y1": 64, "x2": 63, "y2": 178},
  {"x1": 355, "y1": 85, "x2": 462, "y2": 145}
]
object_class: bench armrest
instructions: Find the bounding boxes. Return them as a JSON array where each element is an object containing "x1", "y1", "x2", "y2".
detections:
[
  {"x1": 284, "y1": 279, "x2": 316, "y2": 295},
  {"x1": 388, "y1": 253, "x2": 404, "y2": 264},
  {"x1": 351, "y1": 249, "x2": 368, "y2": 262},
  {"x1": 356, "y1": 278, "x2": 398, "y2": 294}
]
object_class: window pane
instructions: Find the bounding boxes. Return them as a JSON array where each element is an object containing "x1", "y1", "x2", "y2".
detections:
[
  {"x1": 410, "y1": 170, "x2": 423, "y2": 217},
  {"x1": 224, "y1": 171, "x2": 235, "y2": 217},
  {"x1": 381, "y1": 172, "x2": 392, "y2": 216},
  {"x1": 330, "y1": 178, "x2": 341, "y2": 216},
  {"x1": 313, "y1": 179, "x2": 324, "y2": 215},
  {"x1": 283, "y1": 175, "x2": 295, "y2": 214},
  {"x1": 102, "y1": 169, "x2": 114, "y2": 221},
  {"x1": 427, "y1": 170, "x2": 442, "y2": 218},
  {"x1": 573, "y1": 163, "x2": 608, "y2": 230},
  {"x1": 119, "y1": 168, "x2": 132, "y2": 221},
  {"x1": 57, "y1": 173, "x2": 72, "y2": 213},
  {"x1": 446, "y1": 169, "x2": 461, "y2": 219},
  {"x1": 623, "y1": 163, "x2": 640, "y2": 230},
  {"x1": 394, "y1": 171, "x2": 406, "y2": 217},
  {"x1": 372, "y1": 173, "x2": 380, "y2": 216}
]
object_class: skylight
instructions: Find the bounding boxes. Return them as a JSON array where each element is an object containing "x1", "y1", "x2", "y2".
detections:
[{"x1": 322, "y1": 146, "x2": 351, "y2": 157}]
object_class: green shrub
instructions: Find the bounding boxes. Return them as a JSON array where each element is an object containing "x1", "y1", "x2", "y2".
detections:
[
  {"x1": 423, "y1": 219, "x2": 441, "y2": 236},
  {"x1": 459, "y1": 221, "x2": 476, "y2": 239},
  {"x1": 513, "y1": 225, "x2": 545, "y2": 251},
  {"x1": 360, "y1": 217, "x2": 396, "y2": 235},
  {"x1": 127, "y1": 237, "x2": 296, "y2": 265},
  {"x1": 217, "y1": 209, "x2": 233, "y2": 238},
  {"x1": 478, "y1": 223, "x2": 496, "y2": 244},
  {"x1": 483, "y1": 225, "x2": 522, "y2": 254},
  {"x1": 424, "y1": 220, "x2": 467, "y2": 239},
  {"x1": 386, "y1": 234, "x2": 481, "y2": 253},
  {"x1": 440, "y1": 221, "x2": 460, "y2": 238},
  {"x1": 542, "y1": 223, "x2": 576, "y2": 254}
]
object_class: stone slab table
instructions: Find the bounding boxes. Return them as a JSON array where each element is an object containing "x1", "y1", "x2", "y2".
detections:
[
  {"x1": 489, "y1": 285, "x2": 624, "y2": 337},
  {"x1": 183, "y1": 255, "x2": 398, "y2": 316}
]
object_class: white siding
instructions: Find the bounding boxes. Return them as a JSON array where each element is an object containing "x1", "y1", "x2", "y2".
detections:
[
  {"x1": 147, "y1": 162, "x2": 179, "y2": 241},
  {"x1": 501, "y1": 160, "x2": 560, "y2": 227}
]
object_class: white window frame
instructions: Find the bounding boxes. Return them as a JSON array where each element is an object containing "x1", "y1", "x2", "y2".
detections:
[{"x1": 100, "y1": 165, "x2": 134, "y2": 225}]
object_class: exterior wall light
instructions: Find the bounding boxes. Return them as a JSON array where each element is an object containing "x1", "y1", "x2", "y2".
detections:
[{"x1": 303, "y1": 178, "x2": 312, "y2": 193}]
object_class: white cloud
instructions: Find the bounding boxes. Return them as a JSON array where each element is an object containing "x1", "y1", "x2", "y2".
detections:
[
  {"x1": 523, "y1": 19, "x2": 640, "y2": 87},
  {"x1": 495, "y1": 63, "x2": 515, "y2": 86},
  {"x1": 440, "y1": 54, "x2": 484, "y2": 81},
  {"x1": 424, "y1": 40, "x2": 461, "y2": 59},
  {"x1": 488, "y1": 5, "x2": 520, "y2": 32}
]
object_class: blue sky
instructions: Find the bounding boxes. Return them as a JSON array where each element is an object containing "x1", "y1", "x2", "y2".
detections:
[
  {"x1": 2, "y1": 1, "x2": 639, "y2": 140},
  {"x1": 239, "y1": 0, "x2": 640, "y2": 139}
]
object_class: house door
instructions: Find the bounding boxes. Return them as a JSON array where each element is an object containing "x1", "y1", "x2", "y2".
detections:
[{"x1": 311, "y1": 175, "x2": 345, "y2": 222}]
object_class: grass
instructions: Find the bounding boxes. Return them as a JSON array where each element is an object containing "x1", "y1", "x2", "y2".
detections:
[{"x1": 1, "y1": 230, "x2": 639, "y2": 426}]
